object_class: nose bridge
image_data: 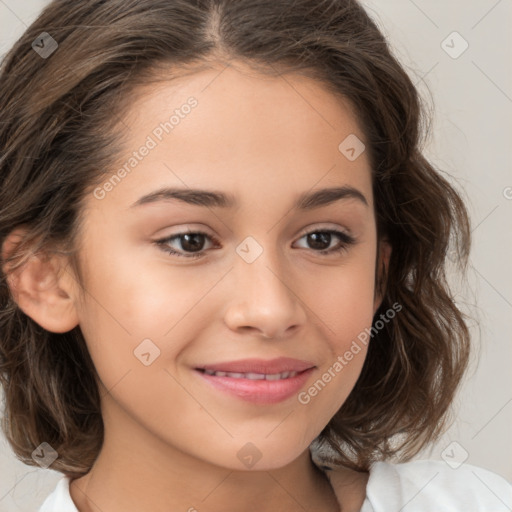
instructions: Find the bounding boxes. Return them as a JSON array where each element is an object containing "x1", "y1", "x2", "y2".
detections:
[
  {"x1": 235, "y1": 235, "x2": 294, "y2": 306},
  {"x1": 224, "y1": 235, "x2": 305, "y2": 337}
]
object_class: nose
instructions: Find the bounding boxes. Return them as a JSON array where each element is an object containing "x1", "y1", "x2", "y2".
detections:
[{"x1": 223, "y1": 246, "x2": 307, "y2": 339}]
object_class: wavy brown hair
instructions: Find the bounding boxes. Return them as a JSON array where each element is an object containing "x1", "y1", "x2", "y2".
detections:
[{"x1": 0, "y1": 0, "x2": 471, "y2": 477}]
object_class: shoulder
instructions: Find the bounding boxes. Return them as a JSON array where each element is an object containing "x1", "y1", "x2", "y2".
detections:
[
  {"x1": 38, "y1": 476, "x2": 79, "y2": 512},
  {"x1": 326, "y1": 459, "x2": 512, "y2": 511}
]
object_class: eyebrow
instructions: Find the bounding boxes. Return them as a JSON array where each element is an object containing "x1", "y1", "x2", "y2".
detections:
[{"x1": 129, "y1": 185, "x2": 369, "y2": 210}]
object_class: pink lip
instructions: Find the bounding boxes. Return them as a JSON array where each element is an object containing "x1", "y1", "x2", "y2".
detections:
[{"x1": 195, "y1": 358, "x2": 315, "y2": 404}]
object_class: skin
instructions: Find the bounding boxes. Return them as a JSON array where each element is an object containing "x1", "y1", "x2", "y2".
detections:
[{"x1": 2, "y1": 60, "x2": 390, "y2": 512}]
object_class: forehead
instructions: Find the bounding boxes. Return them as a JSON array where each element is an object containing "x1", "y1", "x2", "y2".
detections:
[
  {"x1": 89, "y1": 61, "x2": 373, "y2": 212},
  {"x1": 124, "y1": 61, "x2": 366, "y2": 144}
]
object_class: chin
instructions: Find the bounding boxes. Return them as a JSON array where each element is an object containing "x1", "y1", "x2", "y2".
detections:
[{"x1": 202, "y1": 435, "x2": 312, "y2": 472}]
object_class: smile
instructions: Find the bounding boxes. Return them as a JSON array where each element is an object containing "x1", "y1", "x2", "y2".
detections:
[
  {"x1": 201, "y1": 369, "x2": 299, "y2": 380},
  {"x1": 194, "y1": 358, "x2": 315, "y2": 404}
]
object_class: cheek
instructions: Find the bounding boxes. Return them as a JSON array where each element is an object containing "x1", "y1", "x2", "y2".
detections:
[
  {"x1": 297, "y1": 310, "x2": 372, "y2": 437},
  {"x1": 296, "y1": 349, "x2": 368, "y2": 440},
  {"x1": 304, "y1": 255, "x2": 377, "y2": 350},
  {"x1": 295, "y1": 255, "x2": 376, "y2": 422},
  {"x1": 75, "y1": 246, "x2": 231, "y2": 401},
  {"x1": 114, "y1": 250, "x2": 234, "y2": 337}
]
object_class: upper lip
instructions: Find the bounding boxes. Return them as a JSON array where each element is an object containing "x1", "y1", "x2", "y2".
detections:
[{"x1": 197, "y1": 357, "x2": 315, "y2": 374}]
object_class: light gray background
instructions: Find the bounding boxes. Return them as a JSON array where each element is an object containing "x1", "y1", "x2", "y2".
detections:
[{"x1": 0, "y1": 1, "x2": 511, "y2": 510}]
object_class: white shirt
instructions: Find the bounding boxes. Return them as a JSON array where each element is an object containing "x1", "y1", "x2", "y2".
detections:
[{"x1": 38, "y1": 459, "x2": 512, "y2": 511}]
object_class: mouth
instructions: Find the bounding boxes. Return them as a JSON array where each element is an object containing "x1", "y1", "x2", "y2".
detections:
[
  {"x1": 194, "y1": 357, "x2": 315, "y2": 404},
  {"x1": 199, "y1": 369, "x2": 301, "y2": 380}
]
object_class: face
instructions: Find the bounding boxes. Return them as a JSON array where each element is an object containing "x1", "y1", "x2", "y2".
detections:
[{"x1": 61, "y1": 61, "x2": 388, "y2": 470}]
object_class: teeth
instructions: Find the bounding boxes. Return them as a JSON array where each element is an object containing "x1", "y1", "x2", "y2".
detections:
[
  {"x1": 265, "y1": 373, "x2": 282, "y2": 381},
  {"x1": 203, "y1": 370, "x2": 299, "y2": 379},
  {"x1": 245, "y1": 373, "x2": 266, "y2": 380}
]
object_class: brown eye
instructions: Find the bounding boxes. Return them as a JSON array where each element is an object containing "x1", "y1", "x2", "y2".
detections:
[
  {"x1": 155, "y1": 231, "x2": 218, "y2": 259},
  {"x1": 294, "y1": 229, "x2": 356, "y2": 255}
]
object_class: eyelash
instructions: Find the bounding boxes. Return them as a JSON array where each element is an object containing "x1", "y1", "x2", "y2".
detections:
[{"x1": 154, "y1": 228, "x2": 356, "y2": 259}]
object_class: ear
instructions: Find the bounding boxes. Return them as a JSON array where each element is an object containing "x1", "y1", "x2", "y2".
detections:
[
  {"x1": 373, "y1": 237, "x2": 392, "y2": 315},
  {"x1": 1, "y1": 228, "x2": 80, "y2": 333}
]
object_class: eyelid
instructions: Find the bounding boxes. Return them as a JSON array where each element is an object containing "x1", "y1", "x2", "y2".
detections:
[
  {"x1": 154, "y1": 223, "x2": 357, "y2": 260},
  {"x1": 297, "y1": 223, "x2": 353, "y2": 238},
  {"x1": 154, "y1": 224, "x2": 352, "y2": 245}
]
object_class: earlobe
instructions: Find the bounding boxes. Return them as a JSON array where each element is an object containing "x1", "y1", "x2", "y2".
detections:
[
  {"x1": 1, "y1": 228, "x2": 80, "y2": 333},
  {"x1": 373, "y1": 238, "x2": 392, "y2": 315}
]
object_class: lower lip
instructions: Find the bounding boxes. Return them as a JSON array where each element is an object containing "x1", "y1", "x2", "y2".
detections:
[{"x1": 196, "y1": 368, "x2": 314, "y2": 404}]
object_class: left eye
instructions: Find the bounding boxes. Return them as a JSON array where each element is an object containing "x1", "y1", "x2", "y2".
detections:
[
  {"x1": 294, "y1": 229, "x2": 356, "y2": 254},
  {"x1": 155, "y1": 229, "x2": 356, "y2": 259}
]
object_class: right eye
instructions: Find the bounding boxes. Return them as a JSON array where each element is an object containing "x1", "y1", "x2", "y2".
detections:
[{"x1": 155, "y1": 231, "x2": 220, "y2": 259}]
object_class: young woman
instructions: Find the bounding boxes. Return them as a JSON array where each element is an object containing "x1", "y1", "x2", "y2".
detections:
[{"x1": 0, "y1": 1, "x2": 510, "y2": 511}]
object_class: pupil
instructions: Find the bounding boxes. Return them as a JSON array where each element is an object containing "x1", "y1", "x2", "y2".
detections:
[
  {"x1": 182, "y1": 233, "x2": 204, "y2": 252},
  {"x1": 308, "y1": 232, "x2": 330, "y2": 250}
]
